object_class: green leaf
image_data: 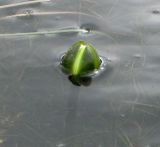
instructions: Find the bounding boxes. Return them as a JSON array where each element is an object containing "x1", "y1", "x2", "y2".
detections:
[{"x1": 61, "y1": 41, "x2": 101, "y2": 76}]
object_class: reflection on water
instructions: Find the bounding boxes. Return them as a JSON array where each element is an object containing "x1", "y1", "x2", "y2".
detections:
[
  {"x1": 0, "y1": 0, "x2": 160, "y2": 147},
  {"x1": 64, "y1": 86, "x2": 79, "y2": 147}
]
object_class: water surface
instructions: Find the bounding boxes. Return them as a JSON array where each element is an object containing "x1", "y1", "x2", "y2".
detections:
[{"x1": 0, "y1": 0, "x2": 160, "y2": 147}]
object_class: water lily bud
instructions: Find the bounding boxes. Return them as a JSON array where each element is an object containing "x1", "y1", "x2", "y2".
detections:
[{"x1": 61, "y1": 41, "x2": 101, "y2": 76}]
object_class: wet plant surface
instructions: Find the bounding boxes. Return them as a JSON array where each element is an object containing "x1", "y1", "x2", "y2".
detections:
[{"x1": 0, "y1": 0, "x2": 160, "y2": 147}]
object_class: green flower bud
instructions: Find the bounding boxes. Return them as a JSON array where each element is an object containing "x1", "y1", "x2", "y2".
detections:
[{"x1": 61, "y1": 41, "x2": 101, "y2": 77}]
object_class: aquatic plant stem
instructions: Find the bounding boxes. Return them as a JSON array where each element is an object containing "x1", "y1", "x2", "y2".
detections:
[
  {"x1": 0, "y1": 29, "x2": 116, "y2": 45},
  {"x1": 0, "y1": 11, "x2": 97, "y2": 20},
  {"x1": 0, "y1": 0, "x2": 50, "y2": 9},
  {"x1": 0, "y1": 29, "x2": 88, "y2": 37}
]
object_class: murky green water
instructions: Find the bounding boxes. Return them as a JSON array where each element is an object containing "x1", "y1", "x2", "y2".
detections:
[{"x1": 0, "y1": 0, "x2": 160, "y2": 147}]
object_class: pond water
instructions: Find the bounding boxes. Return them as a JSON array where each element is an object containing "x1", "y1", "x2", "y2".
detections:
[{"x1": 0, "y1": 0, "x2": 160, "y2": 147}]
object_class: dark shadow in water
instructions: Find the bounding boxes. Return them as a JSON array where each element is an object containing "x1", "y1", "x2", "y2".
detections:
[
  {"x1": 68, "y1": 75, "x2": 92, "y2": 86},
  {"x1": 151, "y1": 9, "x2": 160, "y2": 15},
  {"x1": 80, "y1": 23, "x2": 100, "y2": 34}
]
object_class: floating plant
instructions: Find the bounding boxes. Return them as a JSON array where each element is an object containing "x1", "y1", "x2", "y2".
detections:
[{"x1": 61, "y1": 40, "x2": 102, "y2": 86}]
